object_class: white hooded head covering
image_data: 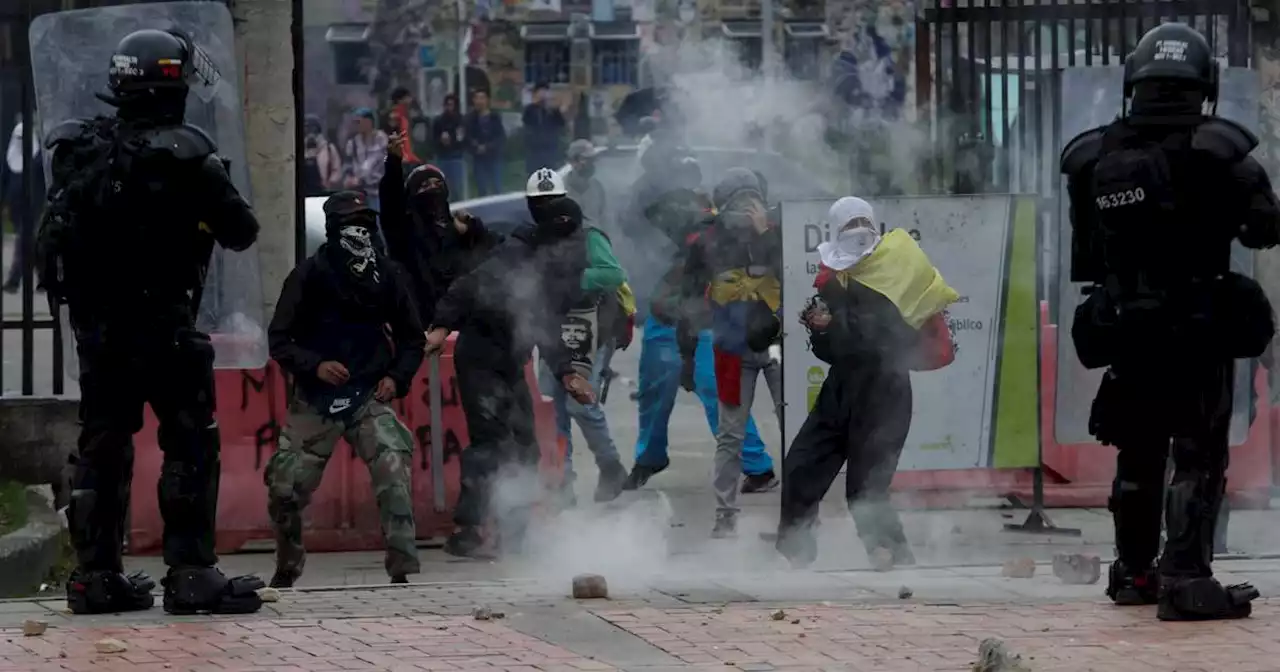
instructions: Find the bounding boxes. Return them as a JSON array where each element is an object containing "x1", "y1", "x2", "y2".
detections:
[{"x1": 818, "y1": 196, "x2": 881, "y2": 271}]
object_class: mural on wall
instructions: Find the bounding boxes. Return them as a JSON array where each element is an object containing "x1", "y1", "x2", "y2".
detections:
[{"x1": 826, "y1": 0, "x2": 914, "y2": 121}]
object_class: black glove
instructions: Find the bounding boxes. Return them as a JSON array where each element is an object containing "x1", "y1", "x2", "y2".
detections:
[{"x1": 679, "y1": 356, "x2": 696, "y2": 393}]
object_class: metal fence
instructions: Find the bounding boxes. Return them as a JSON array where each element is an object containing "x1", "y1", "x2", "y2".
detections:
[{"x1": 915, "y1": 0, "x2": 1253, "y2": 196}]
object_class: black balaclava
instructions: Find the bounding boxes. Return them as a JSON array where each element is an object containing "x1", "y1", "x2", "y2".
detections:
[
  {"x1": 108, "y1": 88, "x2": 188, "y2": 126},
  {"x1": 405, "y1": 164, "x2": 451, "y2": 226},
  {"x1": 1130, "y1": 80, "x2": 1206, "y2": 120},
  {"x1": 531, "y1": 196, "x2": 583, "y2": 243},
  {"x1": 325, "y1": 212, "x2": 383, "y2": 294}
]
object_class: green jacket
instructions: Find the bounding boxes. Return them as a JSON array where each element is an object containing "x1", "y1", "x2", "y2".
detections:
[{"x1": 583, "y1": 228, "x2": 626, "y2": 292}]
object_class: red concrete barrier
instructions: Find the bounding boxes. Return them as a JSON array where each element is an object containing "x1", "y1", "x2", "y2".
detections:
[{"x1": 127, "y1": 335, "x2": 563, "y2": 555}]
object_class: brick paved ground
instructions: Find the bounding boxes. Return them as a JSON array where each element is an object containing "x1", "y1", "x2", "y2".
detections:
[{"x1": 2, "y1": 585, "x2": 1279, "y2": 671}]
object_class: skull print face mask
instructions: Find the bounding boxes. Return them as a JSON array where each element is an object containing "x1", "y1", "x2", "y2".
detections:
[{"x1": 334, "y1": 223, "x2": 379, "y2": 280}]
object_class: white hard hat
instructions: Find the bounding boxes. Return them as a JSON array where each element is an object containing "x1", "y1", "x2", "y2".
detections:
[{"x1": 526, "y1": 167, "x2": 567, "y2": 197}]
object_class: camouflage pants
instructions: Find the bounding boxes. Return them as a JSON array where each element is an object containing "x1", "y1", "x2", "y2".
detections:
[{"x1": 265, "y1": 398, "x2": 419, "y2": 579}]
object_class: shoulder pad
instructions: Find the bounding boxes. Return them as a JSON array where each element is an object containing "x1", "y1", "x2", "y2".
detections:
[
  {"x1": 44, "y1": 119, "x2": 93, "y2": 150},
  {"x1": 1192, "y1": 118, "x2": 1259, "y2": 162},
  {"x1": 141, "y1": 124, "x2": 218, "y2": 160},
  {"x1": 1060, "y1": 127, "x2": 1104, "y2": 175}
]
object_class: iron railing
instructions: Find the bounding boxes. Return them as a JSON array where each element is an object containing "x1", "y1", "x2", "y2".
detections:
[{"x1": 916, "y1": 0, "x2": 1253, "y2": 196}]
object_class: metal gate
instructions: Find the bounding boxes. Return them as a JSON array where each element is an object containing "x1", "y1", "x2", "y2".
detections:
[{"x1": 915, "y1": 0, "x2": 1254, "y2": 197}]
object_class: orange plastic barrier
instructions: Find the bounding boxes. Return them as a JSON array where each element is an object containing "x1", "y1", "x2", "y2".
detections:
[{"x1": 127, "y1": 335, "x2": 563, "y2": 555}]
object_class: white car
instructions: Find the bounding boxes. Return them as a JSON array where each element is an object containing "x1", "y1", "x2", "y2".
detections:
[{"x1": 302, "y1": 147, "x2": 834, "y2": 255}]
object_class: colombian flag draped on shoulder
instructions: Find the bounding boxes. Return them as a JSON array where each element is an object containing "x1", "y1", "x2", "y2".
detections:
[{"x1": 815, "y1": 229, "x2": 960, "y2": 371}]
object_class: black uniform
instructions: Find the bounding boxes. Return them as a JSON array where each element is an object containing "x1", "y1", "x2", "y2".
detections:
[
  {"x1": 38, "y1": 29, "x2": 265, "y2": 615},
  {"x1": 1061, "y1": 22, "x2": 1280, "y2": 621},
  {"x1": 434, "y1": 197, "x2": 588, "y2": 557},
  {"x1": 777, "y1": 278, "x2": 918, "y2": 568},
  {"x1": 380, "y1": 159, "x2": 497, "y2": 326}
]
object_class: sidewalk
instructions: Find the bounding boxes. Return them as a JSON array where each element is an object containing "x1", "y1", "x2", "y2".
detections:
[{"x1": 2, "y1": 558, "x2": 1280, "y2": 671}]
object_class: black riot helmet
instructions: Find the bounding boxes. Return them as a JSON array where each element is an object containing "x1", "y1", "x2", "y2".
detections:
[
  {"x1": 1123, "y1": 22, "x2": 1218, "y2": 104},
  {"x1": 105, "y1": 29, "x2": 220, "y2": 120}
]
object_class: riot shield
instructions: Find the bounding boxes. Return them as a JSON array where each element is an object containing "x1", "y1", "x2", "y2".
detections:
[
  {"x1": 1053, "y1": 66, "x2": 1261, "y2": 446},
  {"x1": 28, "y1": 1, "x2": 266, "y2": 377}
]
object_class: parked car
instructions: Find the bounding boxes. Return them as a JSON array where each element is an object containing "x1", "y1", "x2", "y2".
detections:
[{"x1": 303, "y1": 146, "x2": 835, "y2": 256}]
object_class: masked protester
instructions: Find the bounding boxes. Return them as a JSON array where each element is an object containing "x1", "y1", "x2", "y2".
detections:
[
  {"x1": 379, "y1": 132, "x2": 496, "y2": 326},
  {"x1": 427, "y1": 175, "x2": 594, "y2": 559},
  {"x1": 626, "y1": 181, "x2": 777, "y2": 493},
  {"x1": 264, "y1": 192, "x2": 425, "y2": 588},
  {"x1": 1061, "y1": 22, "x2": 1279, "y2": 621},
  {"x1": 777, "y1": 197, "x2": 958, "y2": 570},
  {"x1": 527, "y1": 168, "x2": 632, "y2": 505},
  {"x1": 679, "y1": 168, "x2": 785, "y2": 538},
  {"x1": 37, "y1": 28, "x2": 263, "y2": 615}
]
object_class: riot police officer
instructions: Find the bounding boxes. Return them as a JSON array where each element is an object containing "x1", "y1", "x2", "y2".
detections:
[
  {"x1": 1061, "y1": 22, "x2": 1280, "y2": 621},
  {"x1": 38, "y1": 29, "x2": 265, "y2": 614}
]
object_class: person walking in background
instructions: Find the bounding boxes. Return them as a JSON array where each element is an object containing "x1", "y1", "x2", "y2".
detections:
[
  {"x1": 432, "y1": 94, "x2": 467, "y2": 199},
  {"x1": 343, "y1": 108, "x2": 389, "y2": 211},
  {"x1": 302, "y1": 114, "x2": 343, "y2": 196},
  {"x1": 465, "y1": 90, "x2": 506, "y2": 197},
  {"x1": 522, "y1": 83, "x2": 567, "y2": 177},
  {"x1": 4, "y1": 119, "x2": 41, "y2": 294}
]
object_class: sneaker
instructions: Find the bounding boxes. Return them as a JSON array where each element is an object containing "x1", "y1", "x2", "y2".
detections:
[
  {"x1": 1157, "y1": 576, "x2": 1257, "y2": 621},
  {"x1": 711, "y1": 513, "x2": 737, "y2": 539},
  {"x1": 268, "y1": 570, "x2": 297, "y2": 589},
  {"x1": 622, "y1": 462, "x2": 668, "y2": 491},
  {"x1": 741, "y1": 471, "x2": 780, "y2": 493},
  {"x1": 389, "y1": 574, "x2": 409, "y2": 584}
]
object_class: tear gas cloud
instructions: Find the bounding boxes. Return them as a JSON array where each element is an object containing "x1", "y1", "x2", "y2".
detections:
[{"x1": 478, "y1": 36, "x2": 1035, "y2": 589}]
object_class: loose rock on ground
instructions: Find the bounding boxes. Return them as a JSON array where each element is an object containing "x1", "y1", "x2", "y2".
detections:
[{"x1": 572, "y1": 573, "x2": 609, "y2": 599}]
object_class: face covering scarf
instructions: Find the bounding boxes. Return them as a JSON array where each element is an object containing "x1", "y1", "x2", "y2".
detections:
[
  {"x1": 818, "y1": 225, "x2": 881, "y2": 271},
  {"x1": 335, "y1": 223, "x2": 380, "y2": 281}
]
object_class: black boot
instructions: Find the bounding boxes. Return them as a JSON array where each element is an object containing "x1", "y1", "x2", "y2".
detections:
[
  {"x1": 268, "y1": 569, "x2": 298, "y2": 589},
  {"x1": 443, "y1": 526, "x2": 490, "y2": 559},
  {"x1": 1106, "y1": 560, "x2": 1159, "y2": 606},
  {"x1": 1157, "y1": 576, "x2": 1258, "y2": 621},
  {"x1": 66, "y1": 569, "x2": 155, "y2": 615},
  {"x1": 162, "y1": 567, "x2": 265, "y2": 615},
  {"x1": 594, "y1": 460, "x2": 627, "y2": 502},
  {"x1": 622, "y1": 462, "x2": 668, "y2": 490}
]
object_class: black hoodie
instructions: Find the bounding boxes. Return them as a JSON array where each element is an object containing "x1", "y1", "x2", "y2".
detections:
[
  {"x1": 268, "y1": 245, "x2": 425, "y2": 409},
  {"x1": 380, "y1": 156, "x2": 498, "y2": 325},
  {"x1": 432, "y1": 198, "x2": 588, "y2": 377}
]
